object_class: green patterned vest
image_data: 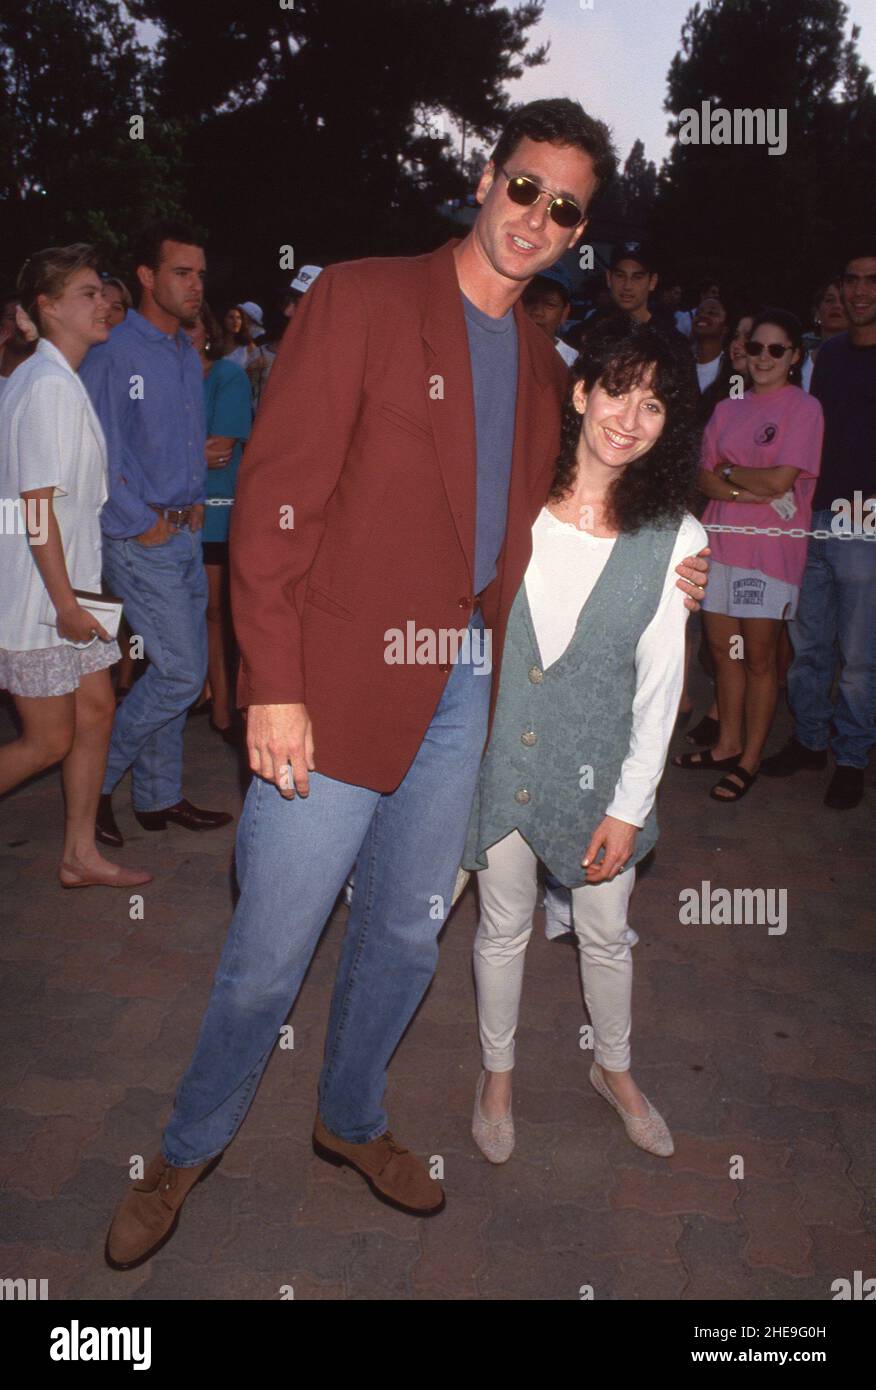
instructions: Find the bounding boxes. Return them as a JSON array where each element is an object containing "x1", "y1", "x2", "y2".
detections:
[{"x1": 463, "y1": 521, "x2": 680, "y2": 887}]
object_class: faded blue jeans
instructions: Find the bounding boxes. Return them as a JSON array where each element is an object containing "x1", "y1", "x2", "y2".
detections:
[
  {"x1": 162, "y1": 613, "x2": 491, "y2": 1162},
  {"x1": 787, "y1": 509, "x2": 876, "y2": 769},
  {"x1": 101, "y1": 528, "x2": 208, "y2": 811}
]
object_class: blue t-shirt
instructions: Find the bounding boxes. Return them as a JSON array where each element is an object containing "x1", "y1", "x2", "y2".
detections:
[
  {"x1": 202, "y1": 358, "x2": 252, "y2": 543},
  {"x1": 461, "y1": 292, "x2": 518, "y2": 594}
]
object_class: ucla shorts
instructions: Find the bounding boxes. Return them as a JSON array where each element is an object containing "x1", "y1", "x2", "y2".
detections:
[{"x1": 701, "y1": 561, "x2": 798, "y2": 620}]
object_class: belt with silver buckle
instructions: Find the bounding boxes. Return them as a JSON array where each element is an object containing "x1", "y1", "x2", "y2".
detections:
[{"x1": 150, "y1": 504, "x2": 194, "y2": 528}]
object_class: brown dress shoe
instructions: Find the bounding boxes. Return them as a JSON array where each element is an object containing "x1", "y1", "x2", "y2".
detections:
[
  {"x1": 312, "y1": 1114, "x2": 445, "y2": 1216},
  {"x1": 105, "y1": 1151, "x2": 220, "y2": 1270}
]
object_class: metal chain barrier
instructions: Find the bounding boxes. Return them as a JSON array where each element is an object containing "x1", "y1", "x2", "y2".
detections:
[
  {"x1": 703, "y1": 522, "x2": 876, "y2": 542},
  {"x1": 203, "y1": 499, "x2": 875, "y2": 541}
]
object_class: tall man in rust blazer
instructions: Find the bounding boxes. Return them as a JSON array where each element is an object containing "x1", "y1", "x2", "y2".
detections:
[{"x1": 105, "y1": 99, "x2": 708, "y2": 1268}]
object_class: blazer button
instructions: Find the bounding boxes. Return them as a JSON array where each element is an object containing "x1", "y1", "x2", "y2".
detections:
[
  {"x1": 514, "y1": 788, "x2": 531, "y2": 804},
  {"x1": 528, "y1": 666, "x2": 544, "y2": 684},
  {"x1": 520, "y1": 730, "x2": 537, "y2": 747},
  {"x1": 458, "y1": 596, "x2": 472, "y2": 608},
  {"x1": 439, "y1": 663, "x2": 451, "y2": 673}
]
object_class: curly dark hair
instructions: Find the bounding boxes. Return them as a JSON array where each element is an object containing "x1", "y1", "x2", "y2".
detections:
[{"x1": 549, "y1": 315, "x2": 700, "y2": 533}]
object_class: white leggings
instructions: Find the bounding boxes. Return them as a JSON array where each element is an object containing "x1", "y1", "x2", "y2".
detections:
[{"x1": 473, "y1": 830, "x2": 638, "y2": 1073}]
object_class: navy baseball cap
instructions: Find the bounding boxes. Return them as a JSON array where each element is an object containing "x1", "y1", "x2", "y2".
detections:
[
  {"x1": 529, "y1": 262, "x2": 573, "y2": 301},
  {"x1": 610, "y1": 240, "x2": 657, "y2": 273}
]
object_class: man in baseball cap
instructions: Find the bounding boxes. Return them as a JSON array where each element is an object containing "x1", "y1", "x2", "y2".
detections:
[
  {"x1": 607, "y1": 240, "x2": 658, "y2": 324},
  {"x1": 522, "y1": 261, "x2": 578, "y2": 366},
  {"x1": 283, "y1": 265, "x2": 324, "y2": 325}
]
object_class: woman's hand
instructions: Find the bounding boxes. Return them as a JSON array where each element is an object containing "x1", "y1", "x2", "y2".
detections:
[
  {"x1": 205, "y1": 435, "x2": 235, "y2": 469},
  {"x1": 57, "y1": 602, "x2": 110, "y2": 645},
  {"x1": 581, "y1": 815, "x2": 637, "y2": 883}
]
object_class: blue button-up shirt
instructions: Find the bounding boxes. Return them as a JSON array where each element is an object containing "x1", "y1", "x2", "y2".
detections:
[{"x1": 79, "y1": 308, "x2": 207, "y2": 539}]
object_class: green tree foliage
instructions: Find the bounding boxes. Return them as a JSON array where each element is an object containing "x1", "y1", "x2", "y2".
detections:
[
  {"x1": 128, "y1": 0, "x2": 548, "y2": 284},
  {"x1": 0, "y1": 0, "x2": 189, "y2": 276},
  {"x1": 653, "y1": 0, "x2": 876, "y2": 310}
]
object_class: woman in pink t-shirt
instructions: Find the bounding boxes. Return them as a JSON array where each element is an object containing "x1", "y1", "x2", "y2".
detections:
[{"x1": 673, "y1": 309, "x2": 824, "y2": 801}]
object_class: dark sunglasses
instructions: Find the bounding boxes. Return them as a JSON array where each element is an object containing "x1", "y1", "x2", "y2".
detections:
[
  {"x1": 500, "y1": 167, "x2": 584, "y2": 228},
  {"x1": 745, "y1": 340, "x2": 793, "y2": 359}
]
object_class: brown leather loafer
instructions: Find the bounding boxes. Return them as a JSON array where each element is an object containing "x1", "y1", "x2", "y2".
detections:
[
  {"x1": 105, "y1": 1151, "x2": 221, "y2": 1270},
  {"x1": 312, "y1": 1114, "x2": 445, "y2": 1216},
  {"x1": 133, "y1": 798, "x2": 234, "y2": 832}
]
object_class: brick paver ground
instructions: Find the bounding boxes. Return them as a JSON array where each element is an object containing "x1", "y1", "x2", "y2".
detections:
[{"x1": 1, "y1": 654, "x2": 874, "y2": 1301}]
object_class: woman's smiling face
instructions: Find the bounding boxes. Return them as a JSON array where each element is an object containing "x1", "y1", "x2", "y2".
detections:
[{"x1": 574, "y1": 365, "x2": 667, "y2": 472}]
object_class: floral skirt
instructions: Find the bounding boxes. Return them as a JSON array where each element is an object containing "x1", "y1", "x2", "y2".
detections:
[{"x1": 0, "y1": 638, "x2": 121, "y2": 698}]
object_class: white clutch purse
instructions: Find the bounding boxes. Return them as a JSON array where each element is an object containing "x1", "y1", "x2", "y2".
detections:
[{"x1": 38, "y1": 587, "x2": 124, "y2": 648}]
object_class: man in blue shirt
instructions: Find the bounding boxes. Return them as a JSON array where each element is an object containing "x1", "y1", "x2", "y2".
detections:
[
  {"x1": 762, "y1": 243, "x2": 876, "y2": 809},
  {"x1": 80, "y1": 221, "x2": 232, "y2": 840}
]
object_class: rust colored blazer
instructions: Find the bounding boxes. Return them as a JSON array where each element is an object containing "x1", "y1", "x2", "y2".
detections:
[{"x1": 230, "y1": 238, "x2": 569, "y2": 792}]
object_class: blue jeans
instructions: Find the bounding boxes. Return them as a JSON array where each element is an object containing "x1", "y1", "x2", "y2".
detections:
[
  {"x1": 101, "y1": 529, "x2": 208, "y2": 811},
  {"x1": 162, "y1": 615, "x2": 491, "y2": 1162},
  {"x1": 787, "y1": 509, "x2": 876, "y2": 769}
]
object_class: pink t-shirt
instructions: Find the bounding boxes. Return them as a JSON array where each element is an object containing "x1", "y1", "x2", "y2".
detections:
[{"x1": 700, "y1": 385, "x2": 824, "y2": 586}]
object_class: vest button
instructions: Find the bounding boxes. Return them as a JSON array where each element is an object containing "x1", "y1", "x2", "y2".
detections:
[
  {"x1": 528, "y1": 665, "x2": 544, "y2": 684},
  {"x1": 514, "y1": 788, "x2": 531, "y2": 804},
  {"x1": 520, "y1": 730, "x2": 537, "y2": 746}
]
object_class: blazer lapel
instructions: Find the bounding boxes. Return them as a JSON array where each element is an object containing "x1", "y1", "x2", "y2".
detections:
[{"x1": 422, "y1": 241, "x2": 478, "y2": 588}]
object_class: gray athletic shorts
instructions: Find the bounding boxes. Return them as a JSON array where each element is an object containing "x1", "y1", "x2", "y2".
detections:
[{"x1": 701, "y1": 561, "x2": 798, "y2": 620}]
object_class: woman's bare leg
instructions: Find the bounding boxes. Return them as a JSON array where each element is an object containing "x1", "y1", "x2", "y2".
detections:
[
  {"x1": 205, "y1": 562, "x2": 232, "y2": 730},
  {"x1": 60, "y1": 669, "x2": 123, "y2": 870},
  {"x1": 704, "y1": 611, "x2": 746, "y2": 760},
  {"x1": 0, "y1": 691, "x2": 75, "y2": 797}
]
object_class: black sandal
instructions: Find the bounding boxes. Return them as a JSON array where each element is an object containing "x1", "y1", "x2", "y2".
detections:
[
  {"x1": 672, "y1": 749, "x2": 741, "y2": 771},
  {"x1": 685, "y1": 714, "x2": 720, "y2": 746},
  {"x1": 710, "y1": 767, "x2": 757, "y2": 802}
]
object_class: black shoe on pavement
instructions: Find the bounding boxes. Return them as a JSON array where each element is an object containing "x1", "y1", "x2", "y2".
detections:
[
  {"x1": 133, "y1": 798, "x2": 234, "y2": 832},
  {"x1": 760, "y1": 738, "x2": 828, "y2": 777},
  {"x1": 95, "y1": 793, "x2": 124, "y2": 848},
  {"x1": 824, "y1": 766, "x2": 865, "y2": 810}
]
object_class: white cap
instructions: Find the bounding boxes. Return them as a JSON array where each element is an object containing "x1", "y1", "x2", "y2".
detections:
[
  {"x1": 290, "y1": 265, "x2": 323, "y2": 294},
  {"x1": 238, "y1": 301, "x2": 265, "y2": 338}
]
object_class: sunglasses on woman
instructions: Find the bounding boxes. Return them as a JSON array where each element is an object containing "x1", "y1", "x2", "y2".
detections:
[
  {"x1": 745, "y1": 340, "x2": 793, "y2": 359},
  {"x1": 500, "y1": 167, "x2": 584, "y2": 228}
]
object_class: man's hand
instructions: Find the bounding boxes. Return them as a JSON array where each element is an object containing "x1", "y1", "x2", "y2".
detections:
[
  {"x1": 582, "y1": 815, "x2": 637, "y2": 883},
  {"x1": 57, "y1": 601, "x2": 110, "y2": 645},
  {"x1": 189, "y1": 503, "x2": 205, "y2": 532},
  {"x1": 675, "y1": 546, "x2": 710, "y2": 613},
  {"x1": 135, "y1": 514, "x2": 174, "y2": 547},
  {"x1": 247, "y1": 703, "x2": 315, "y2": 798}
]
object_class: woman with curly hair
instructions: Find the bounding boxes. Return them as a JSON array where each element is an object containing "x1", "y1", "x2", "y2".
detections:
[{"x1": 462, "y1": 315, "x2": 706, "y2": 1164}]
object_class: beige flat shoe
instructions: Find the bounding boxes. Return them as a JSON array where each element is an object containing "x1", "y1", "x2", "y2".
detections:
[
  {"x1": 472, "y1": 1070, "x2": 515, "y2": 1164},
  {"x1": 589, "y1": 1063, "x2": 674, "y2": 1157},
  {"x1": 59, "y1": 861, "x2": 153, "y2": 889}
]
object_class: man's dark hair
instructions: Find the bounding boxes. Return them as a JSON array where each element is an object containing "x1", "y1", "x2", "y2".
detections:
[
  {"x1": 841, "y1": 243, "x2": 876, "y2": 273},
  {"x1": 551, "y1": 314, "x2": 699, "y2": 533},
  {"x1": 490, "y1": 98, "x2": 618, "y2": 193},
  {"x1": 131, "y1": 219, "x2": 204, "y2": 274}
]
